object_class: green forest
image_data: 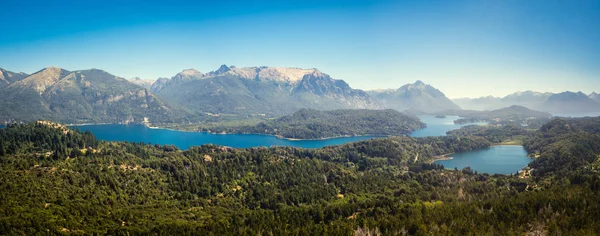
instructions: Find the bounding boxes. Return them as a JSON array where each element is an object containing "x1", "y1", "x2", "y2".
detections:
[
  {"x1": 201, "y1": 108, "x2": 425, "y2": 139},
  {"x1": 0, "y1": 118, "x2": 599, "y2": 235}
]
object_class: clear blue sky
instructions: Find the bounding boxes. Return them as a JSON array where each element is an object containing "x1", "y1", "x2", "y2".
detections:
[{"x1": 1, "y1": 0, "x2": 599, "y2": 98}]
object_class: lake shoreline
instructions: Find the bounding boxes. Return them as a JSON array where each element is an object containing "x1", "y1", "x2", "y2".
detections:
[
  {"x1": 63, "y1": 114, "x2": 471, "y2": 141},
  {"x1": 275, "y1": 134, "x2": 389, "y2": 141},
  {"x1": 428, "y1": 153, "x2": 454, "y2": 164},
  {"x1": 69, "y1": 122, "x2": 396, "y2": 141},
  {"x1": 431, "y1": 145, "x2": 532, "y2": 174}
]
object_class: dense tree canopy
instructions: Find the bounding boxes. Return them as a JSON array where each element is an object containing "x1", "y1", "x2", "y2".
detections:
[
  {"x1": 203, "y1": 109, "x2": 425, "y2": 139},
  {"x1": 0, "y1": 118, "x2": 599, "y2": 235}
]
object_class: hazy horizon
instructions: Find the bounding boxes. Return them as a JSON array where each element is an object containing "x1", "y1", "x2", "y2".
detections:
[{"x1": 1, "y1": 0, "x2": 599, "y2": 98}]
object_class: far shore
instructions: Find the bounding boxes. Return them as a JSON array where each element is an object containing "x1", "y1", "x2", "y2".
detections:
[
  {"x1": 275, "y1": 134, "x2": 389, "y2": 141},
  {"x1": 66, "y1": 122, "x2": 110, "y2": 126}
]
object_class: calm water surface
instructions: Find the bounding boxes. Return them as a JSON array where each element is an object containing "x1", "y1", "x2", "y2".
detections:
[
  {"x1": 435, "y1": 145, "x2": 532, "y2": 174},
  {"x1": 68, "y1": 115, "x2": 487, "y2": 149},
  {"x1": 409, "y1": 115, "x2": 487, "y2": 137},
  {"x1": 70, "y1": 124, "x2": 378, "y2": 149}
]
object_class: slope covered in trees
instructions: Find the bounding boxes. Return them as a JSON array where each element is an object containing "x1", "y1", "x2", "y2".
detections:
[
  {"x1": 204, "y1": 109, "x2": 425, "y2": 139},
  {"x1": 0, "y1": 120, "x2": 599, "y2": 235}
]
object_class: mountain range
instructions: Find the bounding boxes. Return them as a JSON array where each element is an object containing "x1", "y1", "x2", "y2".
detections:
[
  {"x1": 153, "y1": 65, "x2": 382, "y2": 116},
  {"x1": 454, "y1": 90, "x2": 600, "y2": 114},
  {"x1": 1, "y1": 64, "x2": 598, "y2": 125},
  {"x1": 0, "y1": 67, "x2": 191, "y2": 124},
  {"x1": 367, "y1": 80, "x2": 461, "y2": 113},
  {"x1": 442, "y1": 105, "x2": 552, "y2": 121},
  {"x1": 0, "y1": 68, "x2": 28, "y2": 88}
]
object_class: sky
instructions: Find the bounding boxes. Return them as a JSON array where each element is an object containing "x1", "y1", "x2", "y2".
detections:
[{"x1": 1, "y1": 0, "x2": 599, "y2": 98}]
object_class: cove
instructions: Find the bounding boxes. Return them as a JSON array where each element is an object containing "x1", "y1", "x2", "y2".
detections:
[
  {"x1": 70, "y1": 124, "x2": 378, "y2": 150},
  {"x1": 410, "y1": 115, "x2": 487, "y2": 137},
  {"x1": 435, "y1": 145, "x2": 532, "y2": 174}
]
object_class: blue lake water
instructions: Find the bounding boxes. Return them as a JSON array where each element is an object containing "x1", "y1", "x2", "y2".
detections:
[
  {"x1": 70, "y1": 124, "x2": 378, "y2": 149},
  {"x1": 409, "y1": 115, "x2": 487, "y2": 137},
  {"x1": 435, "y1": 145, "x2": 532, "y2": 174},
  {"x1": 67, "y1": 115, "x2": 486, "y2": 149}
]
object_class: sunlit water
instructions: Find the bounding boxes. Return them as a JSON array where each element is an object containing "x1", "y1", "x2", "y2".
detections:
[
  {"x1": 409, "y1": 115, "x2": 487, "y2": 137},
  {"x1": 70, "y1": 124, "x2": 378, "y2": 149},
  {"x1": 5, "y1": 119, "x2": 531, "y2": 173},
  {"x1": 435, "y1": 145, "x2": 532, "y2": 174},
  {"x1": 7, "y1": 115, "x2": 487, "y2": 150}
]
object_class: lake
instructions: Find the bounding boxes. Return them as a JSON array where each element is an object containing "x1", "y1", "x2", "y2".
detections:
[
  {"x1": 6, "y1": 115, "x2": 484, "y2": 149},
  {"x1": 67, "y1": 115, "x2": 485, "y2": 149},
  {"x1": 435, "y1": 145, "x2": 532, "y2": 174},
  {"x1": 409, "y1": 115, "x2": 487, "y2": 137},
  {"x1": 70, "y1": 124, "x2": 378, "y2": 149}
]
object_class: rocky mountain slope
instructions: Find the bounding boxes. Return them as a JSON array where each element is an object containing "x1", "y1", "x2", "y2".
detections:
[
  {"x1": 128, "y1": 77, "x2": 155, "y2": 90},
  {"x1": 0, "y1": 67, "x2": 192, "y2": 124},
  {"x1": 0, "y1": 68, "x2": 28, "y2": 88},
  {"x1": 155, "y1": 65, "x2": 382, "y2": 116}
]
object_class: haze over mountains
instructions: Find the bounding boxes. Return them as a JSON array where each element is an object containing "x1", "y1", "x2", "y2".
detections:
[
  {"x1": 454, "y1": 91, "x2": 600, "y2": 113},
  {"x1": 1, "y1": 64, "x2": 599, "y2": 125},
  {"x1": 590, "y1": 92, "x2": 600, "y2": 103}
]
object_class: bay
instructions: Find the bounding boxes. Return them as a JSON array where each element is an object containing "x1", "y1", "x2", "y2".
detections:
[
  {"x1": 435, "y1": 145, "x2": 532, "y2": 174},
  {"x1": 70, "y1": 124, "x2": 377, "y2": 149}
]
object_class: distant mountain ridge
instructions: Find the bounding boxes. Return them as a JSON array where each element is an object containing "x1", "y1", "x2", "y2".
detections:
[
  {"x1": 454, "y1": 90, "x2": 600, "y2": 114},
  {"x1": 367, "y1": 80, "x2": 461, "y2": 113},
  {"x1": 151, "y1": 65, "x2": 318, "y2": 94},
  {"x1": 542, "y1": 91, "x2": 600, "y2": 113},
  {"x1": 128, "y1": 77, "x2": 155, "y2": 90},
  {"x1": 589, "y1": 92, "x2": 600, "y2": 103},
  {"x1": 0, "y1": 68, "x2": 28, "y2": 88},
  {"x1": 442, "y1": 105, "x2": 552, "y2": 120},
  {"x1": 4, "y1": 65, "x2": 597, "y2": 124},
  {"x1": 0, "y1": 67, "x2": 192, "y2": 124},
  {"x1": 154, "y1": 65, "x2": 382, "y2": 116}
]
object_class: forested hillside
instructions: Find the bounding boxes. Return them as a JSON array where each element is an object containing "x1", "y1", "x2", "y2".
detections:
[
  {"x1": 1, "y1": 119, "x2": 599, "y2": 234},
  {"x1": 204, "y1": 109, "x2": 425, "y2": 139}
]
